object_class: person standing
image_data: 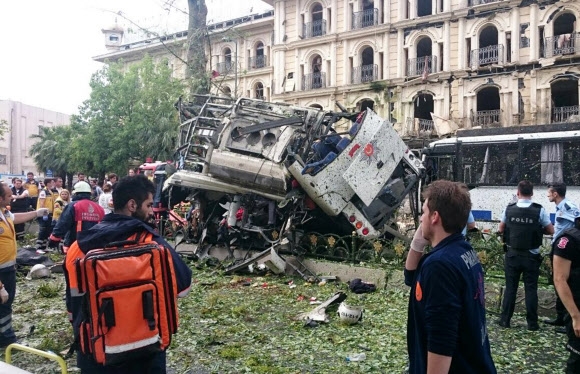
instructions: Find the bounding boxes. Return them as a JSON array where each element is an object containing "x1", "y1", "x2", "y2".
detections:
[
  {"x1": 97, "y1": 183, "x2": 113, "y2": 214},
  {"x1": 52, "y1": 189, "x2": 71, "y2": 224},
  {"x1": 553, "y1": 215, "x2": 580, "y2": 373},
  {"x1": 0, "y1": 182, "x2": 48, "y2": 346},
  {"x1": 35, "y1": 178, "x2": 58, "y2": 253},
  {"x1": 64, "y1": 175, "x2": 191, "y2": 373},
  {"x1": 497, "y1": 180, "x2": 554, "y2": 330},
  {"x1": 49, "y1": 182, "x2": 104, "y2": 254},
  {"x1": 404, "y1": 180, "x2": 496, "y2": 374},
  {"x1": 10, "y1": 178, "x2": 29, "y2": 239},
  {"x1": 546, "y1": 183, "x2": 580, "y2": 328},
  {"x1": 23, "y1": 172, "x2": 39, "y2": 209},
  {"x1": 55, "y1": 177, "x2": 64, "y2": 193}
]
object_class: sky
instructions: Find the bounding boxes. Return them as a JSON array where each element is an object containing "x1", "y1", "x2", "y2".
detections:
[{"x1": 0, "y1": 0, "x2": 272, "y2": 115}]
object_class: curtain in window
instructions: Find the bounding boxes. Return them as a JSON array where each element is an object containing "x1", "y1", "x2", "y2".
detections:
[{"x1": 541, "y1": 142, "x2": 563, "y2": 184}]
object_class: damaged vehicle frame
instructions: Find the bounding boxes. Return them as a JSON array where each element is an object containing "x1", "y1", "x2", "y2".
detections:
[{"x1": 163, "y1": 95, "x2": 424, "y2": 253}]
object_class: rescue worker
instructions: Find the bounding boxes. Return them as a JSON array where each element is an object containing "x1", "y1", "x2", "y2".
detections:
[
  {"x1": 497, "y1": 180, "x2": 554, "y2": 330},
  {"x1": 35, "y1": 178, "x2": 58, "y2": 253},
  {"x1": 64, "y1": 175, "x2": 191, "y2": 373},
  {"x1": 49, "y1": 182, "x2": 105, "y2": 254},
  {"x1": 0, "y1": 182, "x2": 48, "y2": 347},
  {"x1": 546, "y1": 183, "x2": 580, "y2": 329},
  {"x1": 553, "y1": 215, "x2": 580, "y2": 373},
  {"x1": 23, "y1": 172, "x2": 39, "y2": 209}
]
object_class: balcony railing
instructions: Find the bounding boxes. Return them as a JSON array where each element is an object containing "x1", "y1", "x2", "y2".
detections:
[
  {"x1": 544, "y1": 33, "x2": 580, "y2": 58},
  {"x1": 302, "y1": 20, "x2": 326, "y2": 38},
  {"x1": 407, "y1": 55, "x2": 437, "y2": 76},
  {"x1": 248, "y1": 55, "x2": 268, "y2": 70},
  {"x1": 470, "y1": 44, "x2": 504, "y2": 68},
  {"x1": 471, "y1": 109, "x2": 501, "y2": 127},
  {"x1": 406, "y1": 117, "x2": 435, "y2": 136},
  {"x1": 351, "y1": 64, "x2": 378, "y2": 84},
  {"x1": 352, "y1": 8, "x2": 378, "y2": 30},
  {"x1": 469, "y1": 0, "x2": 500, "y2": 5},
  {"x1": 552, "y1": 105, "x2": 580, "y2": 123},
  {"x1": 302, "y1": 72, "x2": 326, "y2": 90},
  {"x1": 215, "y1": 61, "x2": 233, "y2": 75}
]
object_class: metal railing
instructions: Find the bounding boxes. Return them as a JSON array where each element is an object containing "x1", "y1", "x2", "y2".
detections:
[
  {"x1": 302, "y1": 20, "x2": 326, "y2": 38},
  {"x1": 248, "y1": 55, "x2": 268, "y2": 70},
  {"x1": 215, "y1": 61, "x2": 233, "y2": 75},
  {"x1": 544, "y1": 33, "x2": 580, "y2": 58},
  {"x1": 470, "y1": 44, "x2": 503, "y2": 68},
  {"x1": 352, "y1": 8, "x2": 378, "y2": 30},
  {"x1": 407, "y1": 55, "x2": 437, "y2": 76},
  {"x1": 406, "y1": 117, "x2": 435, "y2": 136},
  {"x1": 471, "y1": 109, "x2": 501, "y2": 127},
  {"x1": 552, "y1": 105, "x2": 579, "y2": 123},
  {"x1": 351, "y1": 64, "x2": 378, "y2": 84},
  {"x1": 302, "y1": 72, "x2": 326, "y2": 90},
  {"x1": 470, "y1": 0, "x2": 501, "y2": 5}
]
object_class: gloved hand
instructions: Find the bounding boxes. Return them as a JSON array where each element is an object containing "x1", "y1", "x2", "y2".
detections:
[
  {"x1": 410, "y1": 224, "x2": 429, "y2": 253},
  {"x1": 0, "y1": 287, "x2": 8, "y2": 304},
  {"x1": 36, "y1": 208, "x2": 49, "y2": 218}
]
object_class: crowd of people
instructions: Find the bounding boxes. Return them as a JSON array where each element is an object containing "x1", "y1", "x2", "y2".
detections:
[{"x1": 1, "y1": 170, "x2": 580, "y2": 373}]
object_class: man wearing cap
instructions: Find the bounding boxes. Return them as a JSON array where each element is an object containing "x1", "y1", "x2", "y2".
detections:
[
  {"x1": 48, "y1": 181, "x2": 105, "y2": 254},
  {"x1": 546, "y1": 183, "x2": 580, "y2": 329},
  {"x1": 553, "y1": 215, "x2": 580, "y2": 373}
]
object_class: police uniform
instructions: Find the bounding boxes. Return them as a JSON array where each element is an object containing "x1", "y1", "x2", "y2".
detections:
[
  {"x1": 553, "y1": 227, "x2": 580, "y2": 373},
  {"x1": 499, "y1": 199, "x2": 551, "y2": 330},
  {"x1": 0, "y1": 210, "x2": 18, "y2": 346}
]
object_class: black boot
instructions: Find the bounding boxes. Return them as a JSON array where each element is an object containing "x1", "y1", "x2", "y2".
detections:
[{"x1": 544, "y1": 317, "x2": 565, "y2": 326}]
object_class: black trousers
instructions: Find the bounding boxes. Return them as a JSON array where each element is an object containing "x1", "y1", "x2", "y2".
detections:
[
  {"x1": 500, "y1": 250, "x2": 542, "y2": 328},
  {"x1": 565, "y1": 314, "x2": 580, "y2": 373}
]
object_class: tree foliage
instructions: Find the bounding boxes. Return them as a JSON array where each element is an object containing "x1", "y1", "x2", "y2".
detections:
[{"x1": 30, "y1": 56, "x2": 185, "y2": 178}]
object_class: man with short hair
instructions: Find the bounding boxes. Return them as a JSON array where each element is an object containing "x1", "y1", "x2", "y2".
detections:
[
  {"x1": 498, "y1": 180, "x2": 554, "y2": 330},
  {"x1": 546, "y1": 183, "x2": 580, "y2": 329},
  {"x1": 0, "y1": 182, "x2": 48, "y2": 346},
  {"x1": 77, "y1": 173, "x2": 86, "y2": 182},
  {"x1": 64, "y1": 175, "x2": 192, "y2": 373},
  {"x1": 55, "y1": 177, "x2": 64, "y2": 193},
  {"x1": 10, "y1": 179, "x2": 29, "y2": 239},
  {"x1": 553, "y1": 215, "x2": 580, "y2": 373},
  {"x1": 23, "y1": 172, "x2": 39, "y2": 209},
  {"x1": 405, "y1": 180, "x2": 496, "y2": 374},
  {"x1": 35, "y1": 178, "x2": 58, "y2": 253},
  {"x1": 49, "y1": 181, "x2": 105, "y2": 254},
  {"x1": 89, "y1": 179, "x2": 103, "y2": 201}
]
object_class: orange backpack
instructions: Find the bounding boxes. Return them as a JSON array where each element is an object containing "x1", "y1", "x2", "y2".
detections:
[{"x1": 76, "y1": 233, "x2": 178, "y2": 366}]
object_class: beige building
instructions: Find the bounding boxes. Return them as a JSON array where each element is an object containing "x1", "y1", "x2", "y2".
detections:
[
  {"x1": 0, "y1": 100, "x2": 70, "y2": 177},
  {"x1": 94, "y1": 0, "x2": 580, "y2": 137}
]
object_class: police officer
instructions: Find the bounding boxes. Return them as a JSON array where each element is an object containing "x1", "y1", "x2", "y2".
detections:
[
  {"x1": 553, "y1": 215, "x2": 580, "y2": 373},
  {"x1": 546, "y1": 183, "x2": 580, "y2": 328},
  {"x1": 497, "y1": 180, "x2": 554, "y2": 330}
]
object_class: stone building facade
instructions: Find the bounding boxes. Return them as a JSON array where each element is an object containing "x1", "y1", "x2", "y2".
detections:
[{"x1": 94, "y1": 0, "x2": 580, "y2": 137}]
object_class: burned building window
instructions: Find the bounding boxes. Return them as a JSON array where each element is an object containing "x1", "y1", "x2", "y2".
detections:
[
  {"x1": 474, "y1": 86, "x2": 501, "y2": 127},
  {"x1": 255, "y1": 82, "x2": 265, "y2": 100},
  {"x1": 551, "y1": 78, "x2": 579, "y2": 123},
  {"x1": 418, "y1": 0, "x2": 432, "y2": 17}
]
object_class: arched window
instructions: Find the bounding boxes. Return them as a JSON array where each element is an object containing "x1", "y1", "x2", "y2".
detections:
[
  {"x1": 303, "y1": 54, "x2": 325, "y2": 90},
  {"x1": 551, "y1": 78, "x2": 579, "y2": 123},
  {"x1": 304, "y1": 3, "x2": 326, "y2": 38},
  {"x1": 473, "y1": 86, "x2": 501, "y2": 127},
  {"x1": 255, "y1": 82, "x2": 265, "y2": 100},
  {"x1": 471, "y1": 25, "x2": 501, "y2": 68},
  {"x1": 353, "y1": 47, "x2": 376, "y2": 83},
  {"x1": 250, "y1": 42, "x2": 266, "y2": 69},
  {"x1": 546, "y1": 13, "x2": 578, "y2": 57}
]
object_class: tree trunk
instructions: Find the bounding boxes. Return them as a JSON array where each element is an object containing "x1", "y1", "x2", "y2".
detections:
[{"x1": 186, "y1": 0, "x2": 209, "y2": 95}]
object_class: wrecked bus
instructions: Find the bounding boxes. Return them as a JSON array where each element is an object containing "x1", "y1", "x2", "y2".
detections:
[{"x1": 163, "y1": 95, "x2": 424, "y2": 251}]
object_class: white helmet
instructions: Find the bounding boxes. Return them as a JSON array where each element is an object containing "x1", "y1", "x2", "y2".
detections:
[
  {"x1": 26, "y1": 264, "x2": 51, "y2": 280},
  {"x1": 73, "y1": 181, "x2": 91, "y2": 194},
  {"x1": 337, "y1": 302, "x2": 364, "y2": 324}
]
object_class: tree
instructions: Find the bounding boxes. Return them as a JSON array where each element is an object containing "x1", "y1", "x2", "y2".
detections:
[
  {"x1": 29, "y1": 124, "x2": 77, "y2": 185},
  {"x1": 185, "y1": 0, "x2": 210, "y2": 95}
]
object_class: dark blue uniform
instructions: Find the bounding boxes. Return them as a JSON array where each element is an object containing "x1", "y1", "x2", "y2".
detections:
[{"x1": 405, "y1": 233, "x2": 496, "y2": 374}]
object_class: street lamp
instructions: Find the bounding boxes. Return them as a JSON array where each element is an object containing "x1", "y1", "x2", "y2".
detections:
[{"x1": 222, "y1": 37, "x2": 238, "y2": 98}]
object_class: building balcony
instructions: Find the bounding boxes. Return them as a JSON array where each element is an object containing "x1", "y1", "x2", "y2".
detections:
[
  {"x1": 471, "y1": 109, "x2": 501, "y2": 127},
  {"x1": 302, "y1": 72, "x2": 326, "y2": 90},
  {"x1": 215, "y1": 61, "x2": 233, "y2": 75},
  {"x1": 351, "y1": 64, "x2": 378, "y2": 84},
  {"x1": 406, "y1": 117, "x2": 434, "y2": 137},
  {"x1": 544, "y1": 33, "x2": 580, "y2": 58},
  {"x1": 552, "y1": 105, "x2": 579, "y2": 123},
  {"x1": 469, "y1": 0, "x2": 501, "y2": 5},
  {"x1": 352, "y1": 8, "x2": 378, "y2": 30},
  {"x1": 248, "y1": 55, "x2": 268, "y2": 70},
  {"x1": 302, "y1": 20, "x2": 326, "y2": 39},
  {"x1": 407, "y1": 56, "x2": 437, "y2": 77},
  {"x1": 470, "y1": 44, "x2": 504, "y2": 68}
]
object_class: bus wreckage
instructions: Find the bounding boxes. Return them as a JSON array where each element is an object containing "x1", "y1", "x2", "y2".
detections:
[{"x1": 163, "y1": 96, "x2": 424, "y2": 255}]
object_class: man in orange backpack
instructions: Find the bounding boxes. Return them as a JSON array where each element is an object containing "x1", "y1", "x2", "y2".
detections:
[{"x1": 65, "y1": 175, "x2": 192, "y2": 373}]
